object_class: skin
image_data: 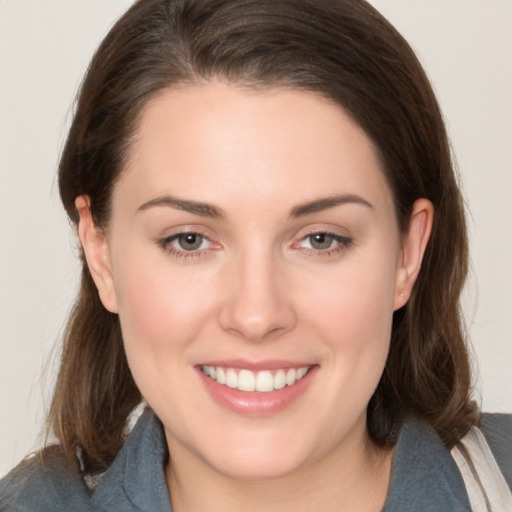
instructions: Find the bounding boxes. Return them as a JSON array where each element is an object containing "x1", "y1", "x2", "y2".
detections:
[{"x1": 77, "y1": 82, "x2": 433, "y2": 512}]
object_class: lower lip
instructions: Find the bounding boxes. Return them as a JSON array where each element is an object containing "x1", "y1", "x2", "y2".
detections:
[{"x1": 197, "y1": 366, "x2": 317, "y2": 417}]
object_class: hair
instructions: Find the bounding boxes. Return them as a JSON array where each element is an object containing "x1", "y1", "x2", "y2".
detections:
[{"x1": 51, "y1": 0, "x2": 478, "y2": 474}]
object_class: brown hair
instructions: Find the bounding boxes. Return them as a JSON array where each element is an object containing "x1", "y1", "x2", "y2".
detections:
[{"x1": 52, "y1": 0, "x2": 477, "y2": 474}]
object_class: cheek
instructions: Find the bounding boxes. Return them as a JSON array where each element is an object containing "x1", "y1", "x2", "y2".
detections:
[
  {"x1": 112, "y1": 252, "x2": 222, "y2": 412},
  {"x1": 302, "y1": 256, "x2": 397, "y2": 345},
  {"x1": 114, "y1": 247, "x2": 206, "y2": 330},
  {"x1": 116, "y1": 269, "x2": 176, "y2": 349},
  {"x1": 297, "y1": 250, "x2": 398, "y2": 399},
  {"x1": 111, "y1": 248, "x2": 217, "y2": 373}
]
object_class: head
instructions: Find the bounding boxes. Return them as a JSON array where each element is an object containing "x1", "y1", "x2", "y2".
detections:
[{"x1": 53, "y1": 0, "x2": 476, "y2": 474}]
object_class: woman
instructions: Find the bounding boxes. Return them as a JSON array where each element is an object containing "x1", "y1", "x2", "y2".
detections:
[{"x1": 1, "y1": 0, "x2": 510, "y2": 510}]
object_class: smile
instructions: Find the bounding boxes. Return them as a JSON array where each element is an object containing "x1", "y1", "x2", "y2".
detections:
[{"x1": 201, "y1": 365, "x2": 310, "y2": 393}]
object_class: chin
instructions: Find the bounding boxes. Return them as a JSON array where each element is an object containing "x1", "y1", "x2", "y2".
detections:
[
  {"x1": 203, "y1": 443, "x2": 314, "y2": 481},
  {"x1": 172, "y1": 414, "x2": 348, "y2": 482}
]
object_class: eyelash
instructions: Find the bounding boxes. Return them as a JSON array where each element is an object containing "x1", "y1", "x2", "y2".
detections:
[
  {"x1": 157, "y1": 230, "x2": 353, "y2": 260},
  {"x1": 293, "y1": 232, "x2": 353, "y2": 258}
]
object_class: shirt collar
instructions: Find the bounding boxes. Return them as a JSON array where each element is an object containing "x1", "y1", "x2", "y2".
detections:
[
  {"x1": 383, "y1": 419, "x2": 471, "y2": 511},
  {"x1": 92, "y1": 409, "x2": 172, "y2": 511},
  {"x1": 92, "y1": 410, "x2": 471, "y2": 511}
]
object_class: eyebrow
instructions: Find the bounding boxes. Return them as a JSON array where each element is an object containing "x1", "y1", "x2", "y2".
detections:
[
  {"x1": 137, "y1": 195, "x2": 226, "y2": 219},
  {"x1": 137, "y1": 193, "x2": 373, "y2": 219},
  {"x1": 289, "y1": 194, "x2": 374, "y2": 217}
]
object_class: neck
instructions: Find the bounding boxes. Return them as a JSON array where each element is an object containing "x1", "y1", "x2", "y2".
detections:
[{"x1": 165, "y1": 429, "x2": 394, "y2": 512}]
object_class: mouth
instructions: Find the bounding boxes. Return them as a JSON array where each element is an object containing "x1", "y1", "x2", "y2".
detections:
[
  {"x1": 200, "y1": 365, "x2": 311, "y2": 393},
  {"x1": 197, "y1": 362, "x2": 316, "y2": 416}
]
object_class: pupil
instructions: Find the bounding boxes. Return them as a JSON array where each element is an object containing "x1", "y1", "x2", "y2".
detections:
[
  {"x1": 178, "y1": 233, "x2": 202, "y2": 251},
  {"x1": 310, "y1": 233, "x2": 333, "y2": 250}
]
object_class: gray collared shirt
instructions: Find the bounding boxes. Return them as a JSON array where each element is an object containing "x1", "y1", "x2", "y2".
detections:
[{"x1": 1, "y1": 411, "x2": 511, "y2": 511}]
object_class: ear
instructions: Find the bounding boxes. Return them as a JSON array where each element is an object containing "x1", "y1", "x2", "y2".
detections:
[
  {"x1": 393, "y1": 198, "x2": 434, "y2": 310},
  {"x1": 75, "y1": 195, "x2": 118, "y2": 313}
]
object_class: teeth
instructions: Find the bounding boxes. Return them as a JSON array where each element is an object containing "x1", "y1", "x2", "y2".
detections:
[
  {"x1": 286, "y1": 368, "x2": 296, "y2": 386},
  {"x1": 201, "y1": 365, "x2": 310, "y2": 393},
  {"x1": 297, "y1": 367, "x2": 308, "y2": 379},
  {"x1": 238, "y1": 370, "x2": 255, "y2": 392},
  {"x1": 255, "y1": 371, "x2": 274, "y2": 392},
  {"x1": 274, "y1": 369, "x2": 286, "y2": 390},
  {"x1": 216, "y1": 367, "x2": 226, "y2": 384},
  {"x1": 225, "y1": 369, "x2": 238, "y2": 389}
]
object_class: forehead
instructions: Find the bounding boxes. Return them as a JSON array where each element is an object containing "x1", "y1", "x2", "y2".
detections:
[{"x1": 116, "y1": 81, "x2": 393, "y2": 216}]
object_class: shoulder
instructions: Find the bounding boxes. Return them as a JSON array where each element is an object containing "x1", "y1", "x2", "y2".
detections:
[
  {"x1": 0, "y1": 409, "x2": 171, "y2": 512},
  {"x1": 0, "y1": 446, "x2": 93, "y2": 512},
  {"x1": 384, "y1": 419, "x2": 472, "y2": 511},
  {"x1": 478, "y1": 413, "x2": 512, "y2": 491}
]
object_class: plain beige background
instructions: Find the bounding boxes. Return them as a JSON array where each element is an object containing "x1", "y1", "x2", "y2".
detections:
[{"x1": 1, "y1": 1, "x2": 511, "y2": 477}]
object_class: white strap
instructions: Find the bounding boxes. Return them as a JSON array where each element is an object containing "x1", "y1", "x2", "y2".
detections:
[{"x1": 451, "y1": 426, "x2": 512, "y2": 512}]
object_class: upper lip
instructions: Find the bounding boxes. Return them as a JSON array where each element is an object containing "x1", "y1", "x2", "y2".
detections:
[{"x1": 197, "y1": 359, "x2": 315, "y2": 371}]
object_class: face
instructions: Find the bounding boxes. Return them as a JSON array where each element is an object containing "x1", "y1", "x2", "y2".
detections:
[{"x1": 78, "y1": 82, "x2": 431, "y2": 481}]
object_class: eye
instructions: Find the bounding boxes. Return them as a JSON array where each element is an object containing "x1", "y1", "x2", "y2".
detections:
[
  {"x1": 306, "y1": 233, "x2": 337, "y2": 250},
  {"x1": 174, "y1": 233, "x2": 207, "y2": 251},
  {"x1": 158, "y1": 231, "x2": 216, "y2": 258},
  {"x1": 294, "y1": 231, "x2": 353, "y2": 256}
]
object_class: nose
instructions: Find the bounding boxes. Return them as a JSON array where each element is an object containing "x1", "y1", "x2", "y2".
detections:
[{"x1": 218, "y1": 248, "x2": 297, "y2": 342}]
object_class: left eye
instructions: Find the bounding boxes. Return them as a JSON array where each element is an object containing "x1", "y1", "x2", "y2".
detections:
[
  {"x1": 299, "y1": 232, "x2": 350, "y2": 251},
  {"x1": 306, "y1": 233, "x2": 336, "y2": 250}
]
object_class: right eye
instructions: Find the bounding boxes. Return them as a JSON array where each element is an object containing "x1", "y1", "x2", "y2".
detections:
[
  {"x1": 173, "y1": 233, "x2": 207, "y2": 251},
  {"x1": 158, "y1": 231, "x2": 214, "y2": 258}
]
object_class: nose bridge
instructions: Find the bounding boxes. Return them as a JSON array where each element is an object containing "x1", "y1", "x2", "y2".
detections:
[{"x1": 219, "y1": 241, "x2": 295, "y2": 341}]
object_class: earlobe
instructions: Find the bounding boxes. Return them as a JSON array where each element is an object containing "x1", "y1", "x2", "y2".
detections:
[
  {"x1": 393, "y1": 198, "x2": 434, "y2": 310},
  {"x1": 75, "y1": 195, "x2": 118, "y2": 313}
]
